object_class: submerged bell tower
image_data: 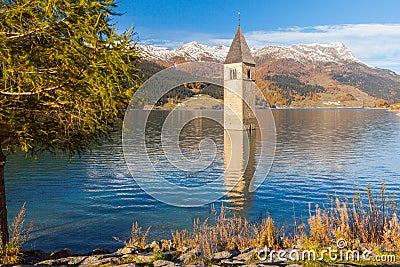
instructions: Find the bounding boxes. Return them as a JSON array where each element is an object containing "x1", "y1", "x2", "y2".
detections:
[{"x1": 224, "y1": 21, "x2": 256, "y2": 131}]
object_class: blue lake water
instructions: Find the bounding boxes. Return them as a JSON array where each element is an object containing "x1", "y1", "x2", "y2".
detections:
[{"x1": 5, "y1": 109, "x2": 400, "y2": 252}]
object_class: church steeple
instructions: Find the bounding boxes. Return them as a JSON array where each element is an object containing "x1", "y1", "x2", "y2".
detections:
[
  {"x1": 224, "y1": 26, "x2": 255, "y2": 65},
  {"x1": 223, "y1": 20, "x2": 257, "y2": 131}
]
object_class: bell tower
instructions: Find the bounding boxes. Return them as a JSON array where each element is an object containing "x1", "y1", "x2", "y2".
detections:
[{"x1": 224, "y1": 24, "x2": 256, "y2": 131}]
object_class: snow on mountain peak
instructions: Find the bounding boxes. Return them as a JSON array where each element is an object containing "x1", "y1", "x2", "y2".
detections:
[
  {"x1": 138, "y1": 41, "x2": 361, "y2": 65},
  {"x1": 289, "y1": 42, "x2": 358, "y2": 63},
  {"x1": 138, "y1": 41, "x2": 229, "y2": 63}
]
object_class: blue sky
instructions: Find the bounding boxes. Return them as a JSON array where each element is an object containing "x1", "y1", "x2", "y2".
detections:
[{"x1": 114, "y1": 0, "x2": 400, "y2": 72}]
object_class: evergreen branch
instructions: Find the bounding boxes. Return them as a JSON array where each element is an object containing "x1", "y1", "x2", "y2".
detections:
[
  {"x1": 1, "y1": 62, "x2": 91, "y2": 96},
  {"x1": 0, "y1": 18, "x2": 67, "y2": 40},
  {"x1": 0, "y1": 82, "x2": 70, "y2": 96}
]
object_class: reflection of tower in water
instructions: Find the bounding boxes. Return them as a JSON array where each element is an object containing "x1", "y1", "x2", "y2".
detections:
[
  {"x1": 222, "y1": 15, "x2": 260, "y2": 212},
  {"x1": 223, "y1": 129, "x2": 258, "y2": 212}
]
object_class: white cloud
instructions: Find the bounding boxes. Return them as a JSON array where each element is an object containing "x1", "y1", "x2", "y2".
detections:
[{"x1": 209, "y1": 24, "x2": 400, "y2": 73}]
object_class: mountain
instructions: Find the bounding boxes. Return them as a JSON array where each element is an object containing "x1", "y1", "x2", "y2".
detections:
[
  {"x1": 137, "y1": 42, "x2": 400, "y2": 107},
  {"x1": 138, "y1": 42, "x2": 361, "y2": 65},
  {"x1": 138, "y1": 41, "x2": 229, "y2": 64}
]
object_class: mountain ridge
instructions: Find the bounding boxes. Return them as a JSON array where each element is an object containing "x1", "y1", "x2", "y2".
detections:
[
  {"x1": 137, "y1": 41, "x2": 400, "y2": 107},
  {"x1": 138, "y1": 41, "x2": 364, "y2": 65}
]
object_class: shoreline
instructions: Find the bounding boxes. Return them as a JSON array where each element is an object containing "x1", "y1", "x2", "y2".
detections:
[{"x1": 18, "y1": 241, "x2": 399, "y2": 267}]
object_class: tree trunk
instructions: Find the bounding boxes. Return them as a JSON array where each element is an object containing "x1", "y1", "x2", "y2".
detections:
[{"x1": 0, "y1": 143, "x2": 9, "y2": 247}]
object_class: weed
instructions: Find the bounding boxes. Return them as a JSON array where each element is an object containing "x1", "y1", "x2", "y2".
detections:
[
  {"x1": 113, "y1": 221, "x2": 151, "y2": 249},
  {"x1": 0, "y1": 202, "x2": 33, "y2": 264}
]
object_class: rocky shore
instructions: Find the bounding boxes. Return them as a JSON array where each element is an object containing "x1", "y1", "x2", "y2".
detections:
[
  {"x1": 3, "y1": 241, "x2": 367, "y2": 267},
  {"x1": 5, "y1": 245, "x2": 278, "y2": 267}
]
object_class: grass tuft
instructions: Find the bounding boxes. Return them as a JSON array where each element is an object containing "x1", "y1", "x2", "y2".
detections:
[
  {"x1": 0, "y1": 202, "x2": 34, "y2": 264},
  {"x1": 113, "y1": 221, "x2": 151, "y2": 249},
  {"x1": 297, "y1": 183, "x2": 400, "y2": 251}
]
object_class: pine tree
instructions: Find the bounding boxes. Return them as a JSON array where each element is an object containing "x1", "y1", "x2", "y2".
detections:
[{"x1": 0, "y1": 0, "x2": 140, "y2": 246}]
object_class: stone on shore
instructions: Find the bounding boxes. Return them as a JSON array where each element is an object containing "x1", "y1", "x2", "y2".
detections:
[
  {"x1": 49, "y1": 248, "x2": 79, "y2": 259},
  {"x1": 39, "y1": 255, "x2": 86, "y2": 266},
  {"x1": 109, "y1": 264, "x2": 137, "y2": 267},
  {"x1": 233, "y1": 248, "x2": 259, "y2": 262},
  {"x1": 148, "y1": 240, "x2": 162, "y2": 252},
  {"x1": 21, "y1": 244, "x2": 336, "y2": 266},
  {"x1": 162, "y1": 250, "x2": 177, "y2": 260},
  {"x1": 116, "y1": 246, "x2": 143, "y2": 255},
  {"x1": 178, "y1": 248, "x2": 200, "y2": 264},
  {"x1": 80, "y1": 254, "x2": 121, "y2": 266},
  {"x1": 21, "y1": 250, "x2": 49, "y2": 265},
  {"x1": 90, "y1": 248, "x2": 111, "y2": 255},
  {"x1": 134, "y1": 253, "x2": 154, "y2": 263},
  {"x1": 153, "y1": 259, "x2": 176, "y2": 267},
  {"x1": 212, "y1": 251, "x2": 233, "y2": 260}
]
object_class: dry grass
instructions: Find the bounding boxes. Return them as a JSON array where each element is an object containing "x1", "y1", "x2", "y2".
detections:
[
  {"x1": 169, "y1": 184, "x2": 400, "y2": 263},
  {"x1": 113, "y1": 221, "x2": 151, "y2": 249},
  {"x1": 296, "y1": 183, "x2": 400, "y2": 251},
  {"x1": 172, "y1": 204, "x2": 281, "y2": 262},
  {"x1": 0, "y1": 202, "x2": 34, "y2": 264}
]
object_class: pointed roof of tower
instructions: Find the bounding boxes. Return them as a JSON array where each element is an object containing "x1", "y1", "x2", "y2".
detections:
[{"x1": 224, "y1": 26, "x2": 255, "y2": 65}]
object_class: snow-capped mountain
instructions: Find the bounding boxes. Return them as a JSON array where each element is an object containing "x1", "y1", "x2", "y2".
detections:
[
  {"x1": 137, "y1": 41, "x2": 400, "y2": 103},
  {"x1": 138, "y1": 41, "x2": 229, "y2": 63},
  {"x1": 138, "y1": 41, "x2": 362, "y2": 65},
  {"x1": 254, "y1": 42, "x2": 361, "y2": 65}
]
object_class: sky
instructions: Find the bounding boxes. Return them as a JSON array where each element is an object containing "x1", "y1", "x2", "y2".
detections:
[{"x1": 114, "y1": 0, "x2": 400, "y2": 72}]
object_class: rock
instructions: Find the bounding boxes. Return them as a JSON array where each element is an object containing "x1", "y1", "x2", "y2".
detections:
[
  {"x1": 37, "y1": 259, "x2": 56, "y2": 265},
  {"x1": 23, "y1": 249, "x2": 49, "y2": 259},
  {"x1": 49, "y1": 248, "x2": 80, "y2": 259},
  {"x1": 117, "y1": 246, "x2": 141, "y2": 255},
  {"x1": 178, "y1": 248, "x2": 200, "y2": 264},
  {"x1": 135, "y1": 253, "x2": 154, "y2": 263},
  {"x1": 233, "y1": 248, "x2": 259, "y2": 262},
  {"x1": 162, "y1": 251, "x2": 177, "y2": 261},
  {"x1": 63, "y1": 256, "x2": 87, "y2": 265},
  {"x1": 80, "y1": 255, "x2": 121, "y2": 266},
  {"x1": 79, "y1": 255, "x2": 102, "y2": 266},
  {"x1": 240, "y1": 248, "x2": 253, "y2": 254},
  {"x1": 220, "y1": 259, "x2": 233, "y2": 264},
  {"x1": 38, "y1": 255, "x2": 86, "y2": 266},
  {"x1": 23, "y1": 257, "x2": 43, "y2": 265},
  {"x1": 153, "y1": 259, "x2": 175, "y2": 267},
  {"x1": 220, "y1": 259, "x2": 245, "y2": 265},
  {"x1": 212, "y1": 251, "x2": 233, "y2": 260},
  {"x1": 149, "y1": 240, "x2": 162, "y2": 252},
  {"x1": 90, "y1": 247, "x2": 111, "y2": 255},
  {"x1": 110, "y1": 264, "x2": 138, "y2": 267},
  {"x1": 22, "y1": 250, "x2": 49, "y2": 264}
]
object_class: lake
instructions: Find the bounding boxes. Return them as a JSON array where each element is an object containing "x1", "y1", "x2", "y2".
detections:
[{"x1": 5, "y1": 109, "x2": 400, "y2": 253}]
